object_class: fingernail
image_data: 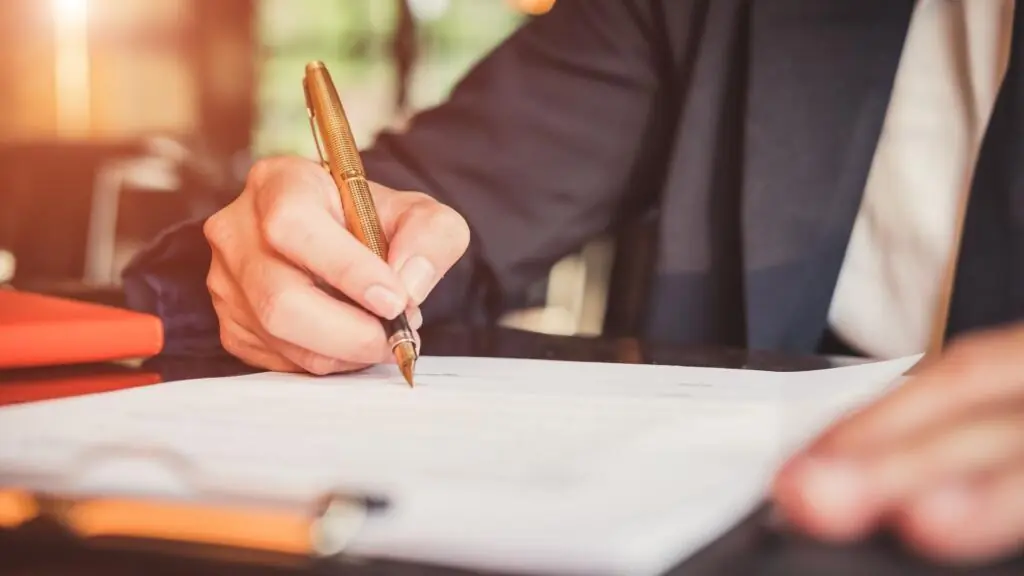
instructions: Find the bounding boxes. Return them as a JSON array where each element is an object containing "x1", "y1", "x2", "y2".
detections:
[
  {"x1": 364, "y1": 285, "x2": 404, "y2": 319},
  {"x1": 399, "y1": 257, "x2": 437, "y2": 303},
  {"x1": 916, "y1": 484, "x2": 974, "y2": 527},
  {"x1": 408, "y1": 306, "x2": 424, "y2": 329}
]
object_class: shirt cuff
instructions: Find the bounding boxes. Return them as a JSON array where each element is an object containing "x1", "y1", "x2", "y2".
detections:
[{"x1": 121, "y1": 217, "x2": 224, "y2": 357}]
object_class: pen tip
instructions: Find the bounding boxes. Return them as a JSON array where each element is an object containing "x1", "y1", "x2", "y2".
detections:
[
  {"x1": 306, "y1": 60, "x2": 326, "y2": 73},
  {"x1": 400, "y1": 359, "x2": 416, "y2": 388},
  {"x1": 394, "y1": 340, "x2": 417, "y2": 388}
]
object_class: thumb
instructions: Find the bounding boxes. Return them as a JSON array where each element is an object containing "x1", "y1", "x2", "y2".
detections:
[{"x1": 386, "y1": 195, "x2": 471, "y2": 304}]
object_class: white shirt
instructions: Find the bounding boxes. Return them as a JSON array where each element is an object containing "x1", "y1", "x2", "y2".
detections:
[{"x1": 828, "y1": 0, "x2": 1015, "y2": 358}]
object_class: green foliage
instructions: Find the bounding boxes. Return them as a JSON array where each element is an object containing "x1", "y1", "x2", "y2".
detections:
[{"x1": 253, "y1": 0, "x2": 523, "y2": 157}]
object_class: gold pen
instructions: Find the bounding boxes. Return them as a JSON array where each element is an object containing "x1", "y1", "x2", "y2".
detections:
[{"x1": 303, "y1": 61, "x2": 418, "y2": 386}]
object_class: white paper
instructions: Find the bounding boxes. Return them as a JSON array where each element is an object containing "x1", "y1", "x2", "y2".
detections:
[
  {"x1": 0, "y1": 355, "x2": 919, "y2": 576},
  {"x1": 778, "y1": 355, "x2": 921, "y2": 452}
]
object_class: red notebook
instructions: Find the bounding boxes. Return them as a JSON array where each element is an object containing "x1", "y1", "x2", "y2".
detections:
[
  {"x1": 0, "y1": 369, "x2": 162, "y2": 407},
  {"x1": 0, "y1": 290, "x2": 164, "y2": 369}
]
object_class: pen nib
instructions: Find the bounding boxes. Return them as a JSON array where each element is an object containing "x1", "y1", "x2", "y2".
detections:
[
  {"x1": 399, "y1": 357, "x2": 416, "y2": 388},
  {"x1": 399, "y1": 358, "x2": 415, "y2": 385},
  {"x1": 394, "y1": 340, "x2": 417, "y2": 387}
]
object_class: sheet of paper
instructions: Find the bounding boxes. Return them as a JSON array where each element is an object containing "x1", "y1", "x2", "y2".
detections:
[
  {"x1": 778, "y1": 355, "x2": 922, "y2": 452},
  {"x1": 0, "y1": 355, "x2": 918, "y2": 576}
]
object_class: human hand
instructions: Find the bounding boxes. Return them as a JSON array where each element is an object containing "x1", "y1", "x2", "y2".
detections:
[
  {"x1": 203, "y1": 156, "x2": 470, "y2": 374},
  {"x1": 772, "y1": 325, "x2": 1024, "y2": 564}
]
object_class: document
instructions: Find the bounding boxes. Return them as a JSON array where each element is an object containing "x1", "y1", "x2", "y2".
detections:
[{"x1": 0, "y1": 355, "x2": 919, "y2": 576}]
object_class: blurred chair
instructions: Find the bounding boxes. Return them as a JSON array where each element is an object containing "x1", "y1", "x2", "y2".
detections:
[
  {"x1": 498, "y1": 237, "x2": 615, "y2": 337},
  {"x1": 83, "y1": 138, "x2": 186, "y2": 285},
  {"x1": 83, "y1": 136, "x2": 231, "y2": 286},
  {"x1": 600, "y1": 210, "x2": 661, "y2": 339},
  {"x1": 497, "y1": 209, "x2": 658, "y2": 339},
  {"x1": 0, "y1": 250, "x2": 14, "y2": 285}
]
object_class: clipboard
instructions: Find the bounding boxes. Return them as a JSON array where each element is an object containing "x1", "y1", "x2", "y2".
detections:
[{"x1": 0, "y1": 445, "x2": 389, "y2": 570}]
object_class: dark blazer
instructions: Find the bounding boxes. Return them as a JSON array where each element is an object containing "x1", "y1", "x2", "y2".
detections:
[{"x1": 123, "y1": 0, "x2": 1024, "y2": 357}]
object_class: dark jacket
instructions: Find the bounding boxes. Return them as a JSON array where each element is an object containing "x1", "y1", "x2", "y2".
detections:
[{"x1": 123, "y1": 0, "x2": 1024, "y2": 357}]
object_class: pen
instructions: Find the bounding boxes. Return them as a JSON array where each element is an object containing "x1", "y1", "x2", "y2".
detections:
[{"x1": 302, "y1": 61, "x2": 419, "y2": 387}]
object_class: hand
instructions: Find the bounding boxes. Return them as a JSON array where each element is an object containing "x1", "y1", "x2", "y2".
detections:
[
  {"x1": 772, "y1": 325, "x2": 1024, "y2": 564},
  {"x1": 203, "y1": 156, "x2": 470, "y2": 374}
]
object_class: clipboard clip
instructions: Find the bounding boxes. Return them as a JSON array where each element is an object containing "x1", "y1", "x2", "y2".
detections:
[
  {"x1": 1, "y1": 487, "x2": 384, "y2": 567},
  {"x1": 0, "y1": 444, "x2": 389, "y2": 567}
]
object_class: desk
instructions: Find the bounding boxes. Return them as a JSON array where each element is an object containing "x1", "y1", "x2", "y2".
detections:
[{"x1": 1, "y1": 324, "x2": 1021, "y2": 576}]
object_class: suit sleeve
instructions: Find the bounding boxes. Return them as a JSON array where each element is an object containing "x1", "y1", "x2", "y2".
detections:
[{"x1": 123, "y1": 0, "x2": 669, "y2": 353}]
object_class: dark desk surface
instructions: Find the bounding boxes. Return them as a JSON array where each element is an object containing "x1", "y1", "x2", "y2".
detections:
[{"x1": 1, "y1": 324, "x2": 1021, "y2": 576}]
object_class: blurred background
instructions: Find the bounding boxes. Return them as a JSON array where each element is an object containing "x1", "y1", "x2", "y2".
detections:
[{"x1": 0, "y1": 0, "x2": 614, "y2": 337}]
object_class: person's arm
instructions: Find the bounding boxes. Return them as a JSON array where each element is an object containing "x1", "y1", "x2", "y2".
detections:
[
  {"x1": 359, "y1": 0, "x2": 673, "y2": 322},
  {"x1": 124, "y1": 0, "x2": 673, "y2": 353}
]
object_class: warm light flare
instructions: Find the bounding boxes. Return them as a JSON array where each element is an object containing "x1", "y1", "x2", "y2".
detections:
[
  {"x1": 508, "y1": 0, "x2": 556, "y2": 16},
  {"x1": 52, "y1": 0, "x2": 91, "y2": 137},
  {"x1": 53, "y1": 0, "x2": 89, "y2": 26}
]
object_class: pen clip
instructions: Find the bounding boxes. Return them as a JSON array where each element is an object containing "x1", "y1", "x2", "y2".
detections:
[{"x1": 302, "y1": 77, "x2": 330, "y2": 173}]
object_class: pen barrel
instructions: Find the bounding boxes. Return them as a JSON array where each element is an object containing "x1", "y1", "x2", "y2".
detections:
[
  {"x1": 304, "y1": 63, "x2": 390, "y2": 261},
  {"x1": 384, "y1": 314, "x2": 416, "y2": 349},
  {"x1": 339, "y1": 176, "x2": 389, "y2": 261}
]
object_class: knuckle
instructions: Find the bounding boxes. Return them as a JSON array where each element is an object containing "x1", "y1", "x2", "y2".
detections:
[
  {"x1": 432, "y1": 204, "x2": 471, "y2": 252},
  {"x1": 203, "y1": 212, "x2": 230, "y2": 250},
  {"x1": 247, "y1": 157, "x2": 287, "y2": 187},
  {"x1": 251, "y1": 155, "x2": 320, "y2": 190},
  {"x1": 219, "y1": 325, "x2": 245, "y2": 358},
  {"x1": 248, "y1": 157, "x2": 274, "y2": 182},
  {"x1": 262, "y1": 204, "x2": 302, "y2": 250},
  {"x1": 255, "y1": 289, "x2": 294, "y2": 335},
  {"x1": 250, "y1": 155, "x2": 325, "y2": 214},
  {"x1": 206, "y1": 268, "x2": 229, "y2": 303}
]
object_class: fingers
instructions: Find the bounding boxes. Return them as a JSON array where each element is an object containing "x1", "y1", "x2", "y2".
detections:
[
  {"x1": 771, "y1": 405, "x2": 1024, "y2": 546},
  {"x1": 867, "y1": 408, "x2": 1024, "y2": 506},
  {"x1": 210, "y1": 254, "x2": 367, "y2": 375},
  {"x1": 209, "y1": 242, "x2": 398, "y2": 370},
  {"x1": 253, "y1": 158, "x2": 411, "y2": 320},
  {"x1": 771, "y1": 325, "x2": 1024, "y2": 558},
  {"x1": 206, "y1": 156, "x2": 439, "y2": 375},
  {"x1": 219, "y1": 315, "x2": 303, "y2": 374},
  {"x1": 814, "y1": 326, "x2": 1024, "y2": 455},
  {"x1": 263, "y1": 333, "x2": 371, "y2": 377},
  {"x1": 249, "y1": 156, "x2": 344, "y2": 219},
  {"x1": 221, "y1": 299, "x2": 367, "y2": 377},
  {"x1": 239, "y1": 254, "x2": 393, "y2": 366},
  {"x1": 770, "y1": 456, "x2": 880, "y2": 542},
  {"x1": 385, "y1": 192, "x2": 471, "y2": 304},
  {"x1": 896, "y1": 464, "x2": 1024, "y2": 563}
]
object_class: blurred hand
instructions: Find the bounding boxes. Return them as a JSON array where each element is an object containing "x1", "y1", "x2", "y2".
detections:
[
  {"x1": 203, "y1": 156, "x2": 470, "y2": 374},
  {"x1": 772, "y1": 324, "x2": 1024, "y2": 564}
]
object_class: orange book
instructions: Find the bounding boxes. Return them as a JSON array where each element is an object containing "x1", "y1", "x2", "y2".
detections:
[{"x1": 0, "y1": 290, "x2": 164, "y2": 369}]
